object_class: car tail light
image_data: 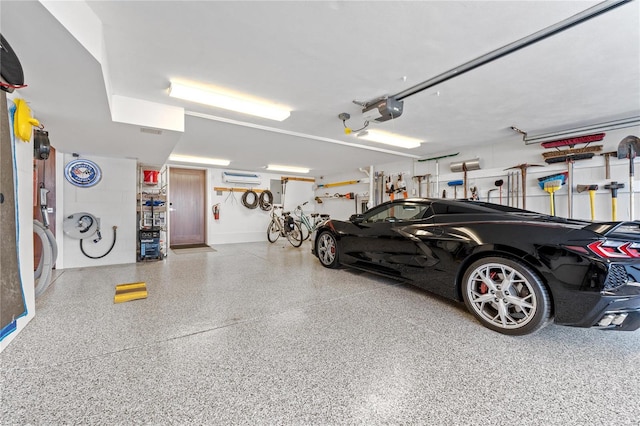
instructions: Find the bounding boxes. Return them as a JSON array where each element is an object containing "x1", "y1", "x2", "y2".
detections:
[{"x1": 587, "y1": 241, "x2": 640, "y2": 259}]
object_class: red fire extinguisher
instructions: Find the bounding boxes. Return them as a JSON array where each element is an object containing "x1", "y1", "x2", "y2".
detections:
[{"x1": 213, "y1": 203, "x2": 220, "y2": 220}]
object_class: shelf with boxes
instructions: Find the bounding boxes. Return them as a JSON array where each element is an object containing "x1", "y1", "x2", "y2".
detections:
[{"x1": 137, "y1": 165, "x2": 168, "y2": 261}]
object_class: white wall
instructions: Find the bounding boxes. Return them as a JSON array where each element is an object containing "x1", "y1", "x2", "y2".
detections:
[
  {"x1": 0, "y1": 117, "x2": 36, "y2": 351},
  {"x1": 59, "y1": 154, "x2": 137, "y2": 268},
  {"x1": 314, "y1": 169, "x2": 372, "y2": 221},
  {"x1": 203, "y1": 168, "x2": 314, "y2": 244},
  {"x1": 318, "y1": 127, "x2": 640, "y2": 222},
  {"x1": 165, "y1": 166, "x2": 315, "y2": 245}
]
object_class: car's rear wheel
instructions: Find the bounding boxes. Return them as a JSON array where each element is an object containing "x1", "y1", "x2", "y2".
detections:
[
  {"x1": 461, "y1": 256, "x2": 551, "y2": 335},
  {"x1": 316, "y1": 231, "x2": 339, "y2": 268}
]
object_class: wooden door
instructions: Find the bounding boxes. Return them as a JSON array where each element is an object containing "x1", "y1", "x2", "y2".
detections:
[{"x1": 169, "y1": 168, "x2": 206, "y2": 247}]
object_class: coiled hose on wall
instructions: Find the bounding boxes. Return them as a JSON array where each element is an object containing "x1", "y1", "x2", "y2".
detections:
[
  {"x1": 80, "y1": 226, "x2": 118, "y2": 259},
  {"x1": 241, "y1": 190, "x2": 259, "y2": 209},
  {"x1": 259, "y1": 190, "x2": 273, "y2": 211}
]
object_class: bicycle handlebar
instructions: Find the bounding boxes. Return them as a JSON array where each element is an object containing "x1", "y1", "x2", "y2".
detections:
[{"x1": 295, "y1": 201, "x2": 309, "y2": 211}]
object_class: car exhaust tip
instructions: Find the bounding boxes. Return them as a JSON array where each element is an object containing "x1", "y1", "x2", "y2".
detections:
[{"x1": 597, "y1": 312, "x2": 628, "y2": 327}]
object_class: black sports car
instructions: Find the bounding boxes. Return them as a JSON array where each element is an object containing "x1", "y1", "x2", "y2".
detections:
[{"x1": 312, "y1": 198, "x2": 640, "y2": 335}]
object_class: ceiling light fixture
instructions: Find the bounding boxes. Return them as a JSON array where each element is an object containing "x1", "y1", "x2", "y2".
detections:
[
  {"x1": 185, "y1": 111, "x2": 421, "y2": 160},
  {"x1": 356, "y1": 129, "x2": 422, "y2": 149},
  {"x1": 266, "y1": 164, "x2": 310, "y2": 174},
  {"x1": 169, "y1": 154, "x2": 230, "y2": 167},
  {"x1": 168, "y1": 81, "x2": 290, "y2": 121}
]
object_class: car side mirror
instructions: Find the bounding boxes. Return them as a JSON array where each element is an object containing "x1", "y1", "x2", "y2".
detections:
[{"x1": 350, "y1": 213, "x2": 364, "y2": 223}]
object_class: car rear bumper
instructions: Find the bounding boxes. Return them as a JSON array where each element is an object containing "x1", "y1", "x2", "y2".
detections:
[
  {"x1": 584, "y1": 299, "x2": 640, "y2": 331},
  {"x1": 588, "y1": 264, "x2": 640, "y2": 331},
  {"x1": 542, "y1": 260, "x2": 640, "y2": 331},
  {"x1": 580, "y1": 292, "x2": 640, "y2": 331}
]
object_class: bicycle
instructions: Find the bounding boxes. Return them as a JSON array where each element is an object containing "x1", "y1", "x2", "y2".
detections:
[
  {"x1": 267, "y1": 206, "x2": 303, "y2": 247},
  {"x1": 293, "y1": 201, "x2": 330, "y2": 241}
]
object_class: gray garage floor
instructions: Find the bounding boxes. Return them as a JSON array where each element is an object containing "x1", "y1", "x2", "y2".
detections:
[{"x1": 1, "y1": 241, "x2": 639, "y2": 425}]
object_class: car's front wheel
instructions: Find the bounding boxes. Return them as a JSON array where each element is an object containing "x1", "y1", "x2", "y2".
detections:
[
  {"x1": 461, "y1": 256, "x2": 551, "y2": 335},
  {"x1": 316, "y1": 231, "x2": 339, "y2": 268}
]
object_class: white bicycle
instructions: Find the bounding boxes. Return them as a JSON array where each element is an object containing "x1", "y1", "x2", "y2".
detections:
[{"x1": 267, "y1": 206, "x2": 303, "y2": 247}]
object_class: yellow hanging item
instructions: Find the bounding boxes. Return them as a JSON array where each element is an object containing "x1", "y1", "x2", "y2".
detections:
[{"x1": 13, "y1": 98, "x2": 40, "y2": 142}]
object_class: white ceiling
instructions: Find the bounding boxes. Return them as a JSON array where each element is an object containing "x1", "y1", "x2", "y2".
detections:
[{"x1": 2, "y1": 1, "x2": 639, "y2": 176}]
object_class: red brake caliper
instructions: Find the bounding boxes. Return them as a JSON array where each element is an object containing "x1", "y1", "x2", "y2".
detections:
[{"x1": 479, "y1": 271, "x2": 496, "y2": 294}]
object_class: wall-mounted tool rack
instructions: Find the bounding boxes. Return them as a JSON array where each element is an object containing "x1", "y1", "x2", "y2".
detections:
[
  {"x1": 282, "y1": 176, "x2": 315, "y2": 183},
  {"x1": 213, "y1": 187, "x2": 267, "y2": 193}
]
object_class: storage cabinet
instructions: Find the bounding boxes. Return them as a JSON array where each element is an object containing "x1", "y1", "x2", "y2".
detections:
[{"x1": 137, "y1": 165, "x2": 167, "y2": 260}]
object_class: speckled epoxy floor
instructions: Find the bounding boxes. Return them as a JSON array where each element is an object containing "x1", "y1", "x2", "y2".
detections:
[{"x1": 1, "y1": 241, "x2": 640, "y2": 425}]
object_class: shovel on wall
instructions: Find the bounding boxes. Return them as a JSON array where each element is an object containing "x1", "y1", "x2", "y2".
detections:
[{"x1": 617, "y1": 135, "x2": 640, "y2": 219}]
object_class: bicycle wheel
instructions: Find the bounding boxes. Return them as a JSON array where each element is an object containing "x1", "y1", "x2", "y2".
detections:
[
  {"x1": 267, "y1": 219, "x2": 280, "y2": 243},
  {"x1": 298, "y1": 220, "x2": 310, "y2": 241},
  {"x1": 286, "y1": 221, "x2": 303, "y2": 247}
]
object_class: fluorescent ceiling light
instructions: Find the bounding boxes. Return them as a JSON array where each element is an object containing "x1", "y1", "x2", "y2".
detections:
[
  {"x1": 356, "y1": 129, "x2": 422, "y2": 149},
  {"x1": 266, "y1": 164, "x2": 310, "y2": 174},
  {"x1": 169, "y1": 154, "x2": 230, "y2": 167},
  {"x1": 185, "y1": 110, "x2": 421, "y2": 160},
  {"x1": 169, "y1": 81, "x2": 290, "y2": 121}
]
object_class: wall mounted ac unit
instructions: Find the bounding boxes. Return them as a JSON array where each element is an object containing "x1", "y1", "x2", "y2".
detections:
[{"x1": 222, "y1": 171, "x2": 261, "y2": 185}]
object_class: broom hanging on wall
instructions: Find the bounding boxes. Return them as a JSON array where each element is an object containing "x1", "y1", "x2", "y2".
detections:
[
  {"x1": 538, "y1": 172, "x2": 568, "y2": 216},
  {"x1": 541, "y1": 133, "x2": 604, "y2": 218}
]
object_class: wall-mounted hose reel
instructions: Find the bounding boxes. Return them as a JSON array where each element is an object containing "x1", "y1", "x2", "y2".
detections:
[
  {"x1": 64, "y1": 212, "x2": 100, "y2": 240},
  {"x1": 63, "y1": 212, "x2": 117, "y2": 259},
  {"x1": 33, "y1": 129, "x2": 50, "y2": 160},
  {"x1": 34, "y1": 186, "x2": 57, "y2": 298},
  {"x1": 33, "y1": 220, "x2": 57, "y2": 299}
]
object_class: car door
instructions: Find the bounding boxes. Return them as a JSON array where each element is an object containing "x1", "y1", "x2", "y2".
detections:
[
  {"x1": 403, "y1": 203, "x2": 479, "y2": 299},
  {"x1": 339, "y1": 201, "x2": 432, "y2": 275}
]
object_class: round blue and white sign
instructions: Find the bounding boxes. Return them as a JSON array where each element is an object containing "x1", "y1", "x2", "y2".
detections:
[{"x1": 64, "y1": 159, "x2": 102, "y2": 188}]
